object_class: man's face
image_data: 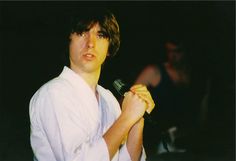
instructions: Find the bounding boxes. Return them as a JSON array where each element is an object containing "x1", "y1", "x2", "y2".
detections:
[
  {"x1": 165, "y1": 42, "x2": 183, "y2": 64},
  {"x1": 69, "y1": 23, "x2": 109, "y2": 74}
]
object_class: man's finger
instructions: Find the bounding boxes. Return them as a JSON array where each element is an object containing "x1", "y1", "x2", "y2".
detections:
[{"x1": 130, "y1": 84, "x2": 146, "y2": 91}]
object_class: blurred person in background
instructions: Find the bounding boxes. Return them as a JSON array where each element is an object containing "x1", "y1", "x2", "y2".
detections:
[{"x1": 135, "y1": 39, "x2": 198, "y2": 158}]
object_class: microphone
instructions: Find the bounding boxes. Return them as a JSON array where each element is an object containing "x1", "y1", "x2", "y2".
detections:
[
  {"x1": 112, "y1": 79, "x2": 129, "y2": 97},
  {"x1": 112, "y1": 78, "x2": 152, "y2": 122}
]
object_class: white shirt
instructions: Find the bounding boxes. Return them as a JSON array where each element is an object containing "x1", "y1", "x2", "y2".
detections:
[{"x1": 29, "y1": 66, "x2": 146, "y2": 161}]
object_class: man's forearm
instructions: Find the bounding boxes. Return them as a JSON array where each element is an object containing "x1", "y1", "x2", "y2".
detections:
[
  {"x1": 127, "y1": 118, "x2": 144, "y2": 161},
  {"x1": 103, "y1": 115, "x2": 134, "y2": 160}
]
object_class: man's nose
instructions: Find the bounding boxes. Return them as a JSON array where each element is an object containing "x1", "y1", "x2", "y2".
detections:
[{"x1": 87, "y1": 34, "x2": 95, "y2": 48}]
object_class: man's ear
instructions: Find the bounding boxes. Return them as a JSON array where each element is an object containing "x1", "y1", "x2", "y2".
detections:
[{"x1": 69, "y1": 33, "x2": 74, "y2": 40}]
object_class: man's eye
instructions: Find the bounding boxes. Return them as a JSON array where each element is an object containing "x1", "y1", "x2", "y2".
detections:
[
  {"x1": 97, "y1": 33, "x2": 107, "y2": 39},
  {"x1": 78, "y1": 32, "x2": 86, "y2": 37}
]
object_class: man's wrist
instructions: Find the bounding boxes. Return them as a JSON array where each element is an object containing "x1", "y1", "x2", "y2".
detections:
[{"x1": 132, "y1": 118, "x2": 144, "y2": 130}]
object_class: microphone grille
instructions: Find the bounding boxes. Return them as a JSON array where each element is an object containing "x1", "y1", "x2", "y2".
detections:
[{"x1": 112, "y1": 79, "x2": 126, "y2": 96}]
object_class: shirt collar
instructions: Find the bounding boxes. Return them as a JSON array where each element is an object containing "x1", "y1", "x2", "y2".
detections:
[{"x1": 60, "y1": 66, "x2": 97, "y2": 95}]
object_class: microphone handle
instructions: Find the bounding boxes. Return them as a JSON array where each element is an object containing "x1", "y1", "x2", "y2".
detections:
[{"x1": 143, "y1": 112, "x2": 151, "y2": 121}]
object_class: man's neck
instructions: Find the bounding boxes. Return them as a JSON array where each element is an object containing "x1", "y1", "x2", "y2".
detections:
[
  {"x1": 70, "y1": 65, "x2": 101, "y2": 93},
  {"x1": 165, "y1": 62, "x2": 185, "y2": 70},
  {"x1": 80, "y1": 71, "x2": 100, "y2": 92}
]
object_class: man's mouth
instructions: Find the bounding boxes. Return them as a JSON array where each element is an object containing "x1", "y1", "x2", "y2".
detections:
[{"x1": 83, "y1": 53, "x2": 96, "y2": 60}]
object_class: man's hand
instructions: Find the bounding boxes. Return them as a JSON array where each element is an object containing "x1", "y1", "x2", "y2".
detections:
[
  {"x1": 130, "y1": 84, "x2": 155, "y2": 114},
  {"x1": 121, "y1": 84, "x2": 155, "y2": 124}
]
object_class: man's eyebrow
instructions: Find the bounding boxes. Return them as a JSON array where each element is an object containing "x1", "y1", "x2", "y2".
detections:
[
  {"x1": 75, "y1": 28, "x2": 89, "y2": 33},
  {"x1": 98, "y1": 30, "x2": 105, "y2": 33}
]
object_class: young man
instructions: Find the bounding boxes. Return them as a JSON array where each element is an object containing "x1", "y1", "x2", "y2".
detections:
[{"x1": 29, "y1": 9, "x2": 155, "y2": 161}]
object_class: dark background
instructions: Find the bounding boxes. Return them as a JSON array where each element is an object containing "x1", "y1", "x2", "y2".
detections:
[{"x1": 0, "y1": 1, "x2": 234, "y2": 161}]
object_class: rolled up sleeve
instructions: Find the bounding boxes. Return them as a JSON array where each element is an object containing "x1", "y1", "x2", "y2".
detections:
[
  {"x1": 72, "y1": 138, "x2": 109, "y2": 161},
  {"x1": 118, "y1": 143, "x2": 146, "y2": 161}
]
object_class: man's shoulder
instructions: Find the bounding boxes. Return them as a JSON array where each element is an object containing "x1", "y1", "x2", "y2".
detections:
[
  {"x1": 39, "y1": 77, "x2": 62, "y2": 91},
  {"x1": 31, "y1": 76, "x2": 70, "y2": 101}
]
